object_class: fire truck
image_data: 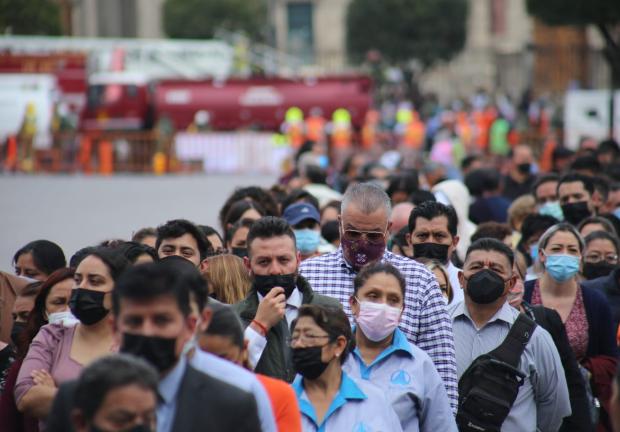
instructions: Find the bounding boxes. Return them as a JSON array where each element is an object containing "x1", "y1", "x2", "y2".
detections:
[{"x1": 80, "y1": 73, "x2": 372, "y2": 131}]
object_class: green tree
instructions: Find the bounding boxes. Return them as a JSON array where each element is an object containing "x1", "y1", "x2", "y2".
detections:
[
  {"x1": 0, "y1": 0, "x2": 61, "y2": 35},
  {"x1": 526, "y1": 0, "x2": 620, "y2": 84},
  {"x1": 163, "y1": 0, "x2": 267, "y2": 40},
  {"x1": 346, "y1": 0, "x2": 468, "y2": 66}
]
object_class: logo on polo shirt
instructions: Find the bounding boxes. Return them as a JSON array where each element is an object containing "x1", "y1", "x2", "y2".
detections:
[
  {"x1": 352, "y1": 422, "x2": 371, "y2": 432},
  {"x1": 390, "y1": 369, "x2": 411, "y2": 386}
]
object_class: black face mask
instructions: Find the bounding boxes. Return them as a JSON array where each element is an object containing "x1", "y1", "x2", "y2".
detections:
[
  {"x1": 69, "y1": 288, "x2": 109, "y2": 325},
  {"x1": 292, "y1": 345, "x2": 330, "y2": 380},
  {"x1": 582, "y1": 262, "x2": 615, "y2": 280},
  {"x1": 91, "y1": 424, "x2": 152, "y2": 432},
  {"x1": 120, "y1": 333, "x2": 178, "y2": 373},
  {"x1": 466, "y1": 269, "x2": 507, "y2": 304},
  {"x1": 517, "y1": 163, "x2": 531, "y2": 175},
  {"x1": 561, "y1": 202, "x2": 591, "y2": 226},
  {"x1": 412, "y1": 242, "x2": 450, "y2": 264},
  {"x1": 231, "y1": 247, "x2": 248, "y2": 259},
  {"x1": 11, "y1": 321, "x2": 26, "y2": 346},
  {"x1": 253, "y1": 273, "x2": 297, "y2": 298}
]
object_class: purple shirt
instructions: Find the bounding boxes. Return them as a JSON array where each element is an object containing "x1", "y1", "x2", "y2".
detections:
[{"x1": 15, "y1": 323, "x2": 82, "y2": 405}]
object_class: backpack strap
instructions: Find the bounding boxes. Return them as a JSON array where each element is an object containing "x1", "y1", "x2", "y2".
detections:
[{"x1": 488, "y1": 313, "x2": 536, "y2": 368}]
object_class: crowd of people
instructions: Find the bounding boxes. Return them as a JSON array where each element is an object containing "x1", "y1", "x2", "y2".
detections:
[{"x1": 2, "y1": 132, "x2": 620, "y2": 432}]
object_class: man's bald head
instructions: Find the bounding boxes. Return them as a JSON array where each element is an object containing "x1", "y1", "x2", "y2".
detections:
[{"x1": 390, "y1": 202, "x2": 415, "y2": 235}]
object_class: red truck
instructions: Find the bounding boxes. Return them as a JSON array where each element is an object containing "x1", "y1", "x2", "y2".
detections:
[{"x1": 80, "y1": 74, "x2": 373, "y2": 131}]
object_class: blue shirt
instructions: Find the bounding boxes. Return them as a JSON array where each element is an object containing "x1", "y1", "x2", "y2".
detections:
[
  {"x1": 157, "y1": 356, "x2": 187, "y2": 432},
  {"x1": 292, "y1": 372, "x2": 403, "y2": 432},
  {"x1": 300, "y1": 248, "x2": 458, "y2": 412},
  {"x1": 189, "y1": 348, "x2": 277, "y2": 432},
  {"x1": 344, "y1": 328, "x2": 457, "y2": 432},
  {"x1": 450, "y1": 300, "x2": 571, "y2": 432}
]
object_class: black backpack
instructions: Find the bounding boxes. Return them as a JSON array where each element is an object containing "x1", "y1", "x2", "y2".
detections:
[{"x1": 456, "y1": 313, "x2": 536, "y2": 432}]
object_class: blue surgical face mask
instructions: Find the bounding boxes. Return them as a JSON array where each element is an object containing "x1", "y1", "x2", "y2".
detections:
[
  {"x1": 294, "y1": 229, "x2": 321, "y2": 254},
  {"x1": 529, "y1": 244, "x2": 539, "y2": 262},
  {"x1": 545, "y1": 254, "x2": 580, "y2": 282},
  {"x1": 614, "y1": 207, "x2": 620, "y2": 220},
  {"x1": 317, "y1": 155, "x2": 329, "y2": 169},
  {"x1": 539, "y1": 201, "x2": 564, "y2": 221}
]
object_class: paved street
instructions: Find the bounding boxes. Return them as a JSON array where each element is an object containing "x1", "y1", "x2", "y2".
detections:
[{"x1": 0, "y1": 174, "x2": 277, "y2": 270}]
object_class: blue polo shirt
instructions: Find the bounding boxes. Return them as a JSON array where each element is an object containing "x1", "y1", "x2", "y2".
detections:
[
  {"x1": 343, "y1": 328, "x2": 457, "y2": 432},
  {"x1": 292, "y1": 372, "x2": 402, "y2": 432}
]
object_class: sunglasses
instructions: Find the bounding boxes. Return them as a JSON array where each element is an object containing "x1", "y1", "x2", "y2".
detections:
[{"x1": 342, "y1": 229, "x2": 386, "y2": 244}]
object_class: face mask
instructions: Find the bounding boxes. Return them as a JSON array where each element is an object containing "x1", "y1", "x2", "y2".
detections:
[
  {"x1": 11, "y1": 322, "x2": 26, "y2": 346},
  {"x1": 582, "y1": 262, "x2": 615, "y2": 280},
  {"x1": 91, "y1": 423, "x2": 152, "y2": 432},
  {"x1": 539, "y1": 201, "x2": 564, "y2": 221},
  {"x1": 317, "y1": 155, "x2": 329, "y2": 169},
  {"x1": 294, "y1": 229, "x2": 321, "y2": 255},
  {"x1": 466, "y1": 269, "x2": 507, "y2": 304},
  {"x1": 292, "y1": 345, "x2": 330, "y2": 380},
  {"x1": 614, "y1": 207, "x2": 620, "y2": 220},
  {"x1": 69, "y1": 288, "x2": 110, "y2": 325},
  {"x1": 544, "y1": 254, "x2": 580, "y2": 282},
  {"x1": 529, "y1": 244, "x2": 539, "y2": 262},
  {"x1": 412, "y1": 242, "x2": 450, "y2": 264},
  {"x1": 47, "y1": 310, "x2": 79, "y2": 327},
  {"x1": 355, "y1": 299, "x2": 401, "y2": 342},
  {"x1": 231, "y1": 247, "x2": 248, "y2": 259},
  {"x1": 560, "y1": 202, "x2": 591, "y2": 226},
  {"x1": 517, "y1": 163, "x2": 531, "y2": 175},
  {"x1": 253, "y1": 273, "x2": 297, "y2": 298},
  {"x1": 120, "y1": 332, "x2": 178, "y2": 373},
  {"x1": 341, "y1": 237, "x2": 386, "y2": 272}
]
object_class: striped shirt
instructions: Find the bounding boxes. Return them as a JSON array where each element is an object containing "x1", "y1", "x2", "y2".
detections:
[{"x1": 299, "y1": 247, "x2": 458, "y2": 412}]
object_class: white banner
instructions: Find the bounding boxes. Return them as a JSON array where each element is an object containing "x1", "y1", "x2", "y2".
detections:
[{"x1": 174, "y1": 132, "x2": 292, "y2": 174}]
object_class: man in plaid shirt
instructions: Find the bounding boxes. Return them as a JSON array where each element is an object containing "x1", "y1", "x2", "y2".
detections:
[{"x1": 300, "y1": 182, "x2": 458, "y2": 411}]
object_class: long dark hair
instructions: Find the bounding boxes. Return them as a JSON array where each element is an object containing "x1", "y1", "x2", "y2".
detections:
[{"x1": 16, "y1": 268, "x2": 75, "y2": 359}]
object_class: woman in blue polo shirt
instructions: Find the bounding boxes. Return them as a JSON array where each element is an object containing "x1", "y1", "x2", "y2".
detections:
[
  {"x1": 290, "y1": 304, "x2": 402, "y2": 432},
  {"x1": 343, "y1": 262, "x2": 457, "y2": 432}
]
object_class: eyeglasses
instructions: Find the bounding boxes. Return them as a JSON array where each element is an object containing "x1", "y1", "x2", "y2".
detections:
[
  {"x1": 584, "y1": 253, "x2": 619, "y2": 264},
  {"x1": 290, "y1": 333, "x2": 330, "y2": 346},
  {"x1": 342, "y1": 229, "x2": 386, "y2": 244}
]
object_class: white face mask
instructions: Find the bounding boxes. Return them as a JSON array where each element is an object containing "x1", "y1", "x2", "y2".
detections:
[
  {"x1": 46, "y1": 310, "x2": 79, "y2": 327},
  {"x1": 355, "y1": 299, "x2": 401, "y2": 342}
]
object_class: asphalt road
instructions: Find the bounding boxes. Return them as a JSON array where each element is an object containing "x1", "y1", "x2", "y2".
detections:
[{"x1": 0, "y1": 174, "x2": 277, "y2": 271}]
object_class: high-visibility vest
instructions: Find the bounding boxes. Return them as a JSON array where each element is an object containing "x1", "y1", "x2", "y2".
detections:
[
  {"x1": 331, "y1": 108, "x2": 352, "y2": 149},
  {"x1": 305, "y1": 116, "x2": 326, "y2": 142},
  {"x1": 361, "y1": 110, "x2": 379, "y2": 149},
  {"x1": 403, "y1": 116, "x2": 425, "y2": 149}
]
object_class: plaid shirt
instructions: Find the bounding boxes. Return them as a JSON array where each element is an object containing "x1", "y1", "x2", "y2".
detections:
[{"x1": 299, "y1": 247, "x2": 459, "y2": 412}]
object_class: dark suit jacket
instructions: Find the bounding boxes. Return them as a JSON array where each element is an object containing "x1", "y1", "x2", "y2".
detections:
[{"x1": 47, "y1": 364, "x2": 261, "y2": 432}]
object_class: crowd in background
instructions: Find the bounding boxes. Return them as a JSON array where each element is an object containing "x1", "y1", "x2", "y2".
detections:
[{"x1": 2, "y1": 125, "x2": 620, "y2": 432}]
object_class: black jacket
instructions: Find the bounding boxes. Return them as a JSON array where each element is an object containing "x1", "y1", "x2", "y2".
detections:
[
  {"x1": 522, "y1": 302, "x2": 593, "y2": 432},
  {"x1": 232, "y1": 274, "x2": 341, "y2": 382},
  {"x1": 581, "y1": 268, "x2": 620, "y2": 336},
  {"x1": 47, "y1": 364, "x2": 261, "y2": 432}
]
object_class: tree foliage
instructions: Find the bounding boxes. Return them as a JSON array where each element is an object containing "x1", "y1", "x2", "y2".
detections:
[
  {"x1": 346, "y1": 0, "x2": 468, "y2": 66},
  {"x1": 0, "y1": 0, "x2": 61, "y2": 35},
  {"x1": 163, "y1": 0, "x2": 267, "y2": 40}
]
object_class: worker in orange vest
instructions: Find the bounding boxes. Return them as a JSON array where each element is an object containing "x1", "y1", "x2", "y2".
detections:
[
  {"x1": 361, "y1": 109, "x2": 380, "y2": 150},
  {"x1": 402, "y1": 110, "x2": 425, "y2": 150},
  {"x1": 330, "y1": 108, "x2": 352, "y2": 150},
  {"x1": 305, "y1": 107, "x2": 326, "y2": 143},
  {"x1": 282, "y1": 107, "x2": 305, "y2": 149}
]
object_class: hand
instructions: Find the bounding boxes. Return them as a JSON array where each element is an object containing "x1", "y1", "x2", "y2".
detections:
[
  {"x1": 31, "y1": 369, "x2": 56, "y2": 388},
  {"x1": 254, "y1": 287, "x2": 286, "y2": 332}
]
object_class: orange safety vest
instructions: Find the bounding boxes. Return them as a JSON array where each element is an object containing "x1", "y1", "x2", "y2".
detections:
[
  {"x1": 286, "y1": 123, "x2": 304, "y2": 149},
  {"x1": 331, "y1": 127, "x2": 351, "y2": 149},
  {"x1": 305, "y1": 116, "x2": 326, "y2": 142},
  {"x1": 403, "y1": 119, "x2": 425, "y2": 149}
]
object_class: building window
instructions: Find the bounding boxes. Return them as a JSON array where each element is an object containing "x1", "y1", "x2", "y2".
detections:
[{"x1": 287, "y1": 2, "x2": 314, "y2": 63}]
